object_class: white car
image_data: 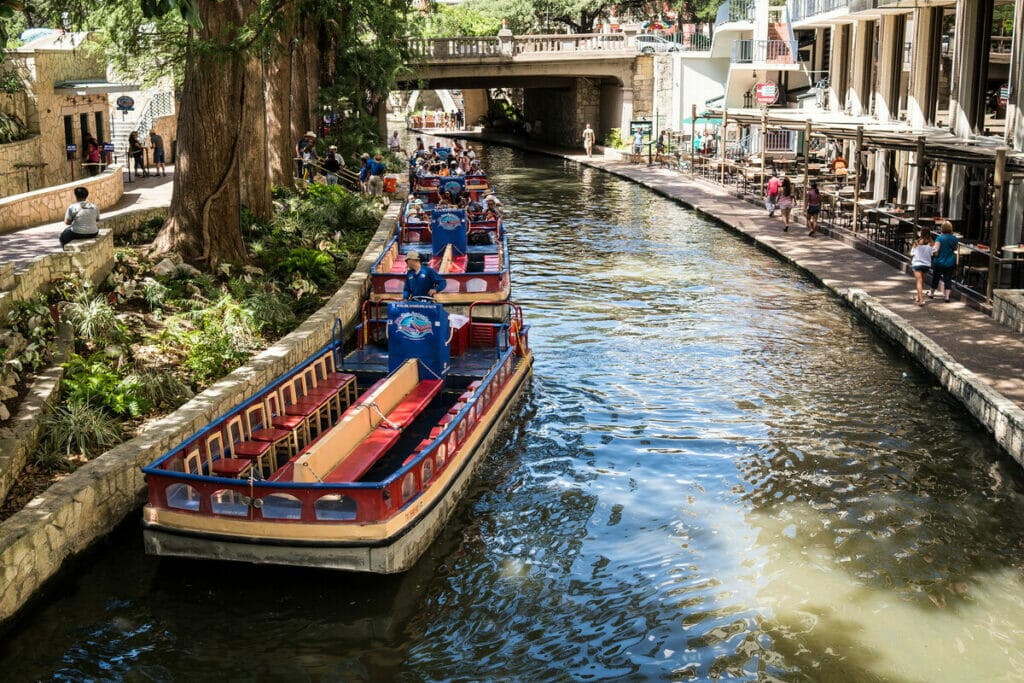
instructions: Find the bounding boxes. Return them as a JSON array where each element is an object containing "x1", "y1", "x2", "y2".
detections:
[{"x1": 636, "y1": 35, "x2": 680, "y2": 54}]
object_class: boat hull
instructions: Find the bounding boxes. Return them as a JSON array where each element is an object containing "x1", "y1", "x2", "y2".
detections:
[{"x1": 143, "y1": 351, "x2": 533, "y2": 573}]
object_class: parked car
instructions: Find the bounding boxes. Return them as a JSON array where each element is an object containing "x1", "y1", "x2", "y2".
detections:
[{"x1": 636, "y1": 35, "x2": 680, "y2": 54}]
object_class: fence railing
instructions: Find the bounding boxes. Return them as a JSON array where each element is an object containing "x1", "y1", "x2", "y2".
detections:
[
  {"x1": 407, "y1": 36, "x2": 501, "y2": 59},
  {"x1": 788, "y1": 0, "x2": 848, "y2": 22},
  {"x1": 731, "y1": 39, "x2": 799, "y2": 64},
  {"x1": 514, "y1": 33, "x2": 627, "y2": 54}
]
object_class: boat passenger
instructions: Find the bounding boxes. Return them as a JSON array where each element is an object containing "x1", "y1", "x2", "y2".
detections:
[{"x1": 403, "y1": 250, "x2": 446, "y2": 300}]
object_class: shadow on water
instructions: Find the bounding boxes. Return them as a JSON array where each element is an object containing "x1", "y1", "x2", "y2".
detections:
[{"x1": 3, "y1": 142, "x2": 1024, "y2": 680}]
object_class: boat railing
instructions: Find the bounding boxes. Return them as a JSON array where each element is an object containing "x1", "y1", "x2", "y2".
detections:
[{"x1": 144, "y1": 350, "x2": 523, "y2": 524}]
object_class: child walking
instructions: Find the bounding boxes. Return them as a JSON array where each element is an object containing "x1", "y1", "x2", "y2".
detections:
[{"x1": 910, "y1": 228, "x2": 935, "y2": 306}]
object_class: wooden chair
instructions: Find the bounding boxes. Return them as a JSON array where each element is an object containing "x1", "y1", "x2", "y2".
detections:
[
  {"x1": 207, "y1": 430, "x2": 252, "y2": 478},
  {"x1": 265, "y1": 391, "x2": 310, "y2": 449},
  {"x1": 225, "y1": 416, "x2": 274, "y2": 476},
  {"x1": 281, "y1": 380, "x2": 329, "y2": 442},
  {"x1": 245, "y1": 403, "x2": 296, "y2": 472}
]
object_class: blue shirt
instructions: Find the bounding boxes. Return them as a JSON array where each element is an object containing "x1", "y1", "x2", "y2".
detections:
[
  {"x1": 934, "y1": 233, "x2": 958, "y2": 268},
  {"x1": 403, "y1": 264, "x2": 446, "y2": 299},
  {"x1": 369, "y1": 159, "x2": 387, "y2": 176}
]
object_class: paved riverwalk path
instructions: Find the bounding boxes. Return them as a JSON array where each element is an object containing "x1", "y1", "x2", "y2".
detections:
[
  {"x1": 0, "y1": 167, "x2": 174, "y2": 267},
  {"x1": 435, "y1": 132, "x2": 1024, "y2": 419}
]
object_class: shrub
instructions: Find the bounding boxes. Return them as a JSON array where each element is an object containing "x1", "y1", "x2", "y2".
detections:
[
  {"x1": 62, "y1": 354, "x2": 152, "y2": 418},
  {"x1": 275, "y1": 247, "x2": 337, "y2": 289},
  {"x1": 38, "y1": 400, "x2": 123, "y2": 467},
  {"x1": 604, "y1": 128, "x2": 625, "y2": 149}
]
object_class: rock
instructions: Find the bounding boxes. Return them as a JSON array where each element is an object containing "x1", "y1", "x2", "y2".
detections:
[
  {"x1": 0, "y1": 385, "x2": 16, "y2": 401},
  {"x1": 176, "y1": 263, "x2": 202, "y2": 278},
  {"x1": 153, "y1": 258, "x2": 178, "y2": 277},
  {"x1": 0, "y1": 403, "x2": 9, "y2": 421}
]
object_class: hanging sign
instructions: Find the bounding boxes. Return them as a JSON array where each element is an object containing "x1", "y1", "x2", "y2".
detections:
[
  {"x1": 754, "y1": 82, "x2": 779, "y2": 106},
  {"x1": 116, "y1": 95, "x2": 135, "y2": 112},
  {"x1": 1000, "y1": 84, "x2": 1009, "y2": 106}
]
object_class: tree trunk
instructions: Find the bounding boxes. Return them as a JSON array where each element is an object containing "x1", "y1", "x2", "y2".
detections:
[
  {"x1": 152, "y1": 0, "x2": 250, "y2": 266},
  {"x1": 239, "y1": 53, "x2": 272, "y2": 222},
  {"x1": 265, "y1": 26, "x2": 296, "y2": 188}
]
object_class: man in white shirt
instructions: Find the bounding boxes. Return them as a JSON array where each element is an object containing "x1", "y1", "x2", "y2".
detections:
[{"x1": 60, "y1": 186, "x2": 100, "y2": 249}]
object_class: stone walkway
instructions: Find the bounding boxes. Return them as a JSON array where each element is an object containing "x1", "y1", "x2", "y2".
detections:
[
  {"x1": 437, "y1": 131, "x2": 1024, "y2": 410},
  {"x1": 0, "y1": 166, "x2": 175, "y2": 267}
]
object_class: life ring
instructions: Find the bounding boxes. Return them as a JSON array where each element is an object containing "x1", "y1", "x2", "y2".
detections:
[{"x1": 508, "y1": 319, "x2": 521, "y2": 355}]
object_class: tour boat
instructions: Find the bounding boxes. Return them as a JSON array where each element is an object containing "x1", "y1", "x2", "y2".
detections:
[
  {"x1": 370, "y1": 206, "x2": 511, "y2": 305},
  {"x1": 142, "y1": 300, "x2": 532, "y2": 573}
]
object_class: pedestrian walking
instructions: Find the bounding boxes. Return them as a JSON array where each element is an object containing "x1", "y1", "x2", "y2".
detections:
[
  {"x1": 323, "y1": 145, "x2": 341, "y2": 185},
  {"x1": 295, "y1": 131, "x2": 316, "y2": 179},
  {"x1": 582, "y1": 123, "x2": 596, "y2": 158},
  {"x1": 778, "y1": 176, "x2": 793, "y2": 231},
  {"x1": 910, "y1": 228, "x2": 935, "y2": 306},
  {"x1": 60, "y1": 186, "x2": 100, "y2": 249},
  {"x1": 128, "y1": 131, "x2": 148, "y2": 177},
  {"x1": 928, "y1": 220, "x2": 958, "y2": 303},
  {"x1": 149, "y1": 129, "x2": 166, "y2": 176},
  {"x1": 85, "y1": 135, "x2": 101, "y2": 176},
  {"x1": 806, "y1": 181, "x2": 821, "y2": 236},
  {"x1": 765, "y1": 171, "x2": 780, "y2": 217},
  {"x1": 368, "y1": 152, "x2": 387, "y2": 195}
]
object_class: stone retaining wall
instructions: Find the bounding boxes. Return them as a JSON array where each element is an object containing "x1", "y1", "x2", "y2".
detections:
[
  {"x1": 0, "y1": 205, "x2": 398, "y2": 625},
  {"x1": 0, "y1": 136, "x2": 45, "y2": 200},
  {"x1": 993, "y1": 290, "x2": 1024, "y2": 335},
  {"x1": 0, "y1": 230, "x2": 114, "y2": 320},
  {"x1": 0, "y1": 367, "x2": 64, "y2": 506},
  {"x1": 0, "y1": 166, "x2": 124, "y2": 235}
]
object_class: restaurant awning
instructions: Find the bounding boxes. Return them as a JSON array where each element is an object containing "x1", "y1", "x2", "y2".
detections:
[{"x1": 681, "y1": 117, "x2": 722, "y2": 126}]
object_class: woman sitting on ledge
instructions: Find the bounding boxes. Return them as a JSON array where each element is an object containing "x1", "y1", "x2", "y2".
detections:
[{"x1": 60, "y1": 186, "x2": 100, "y2": 250}]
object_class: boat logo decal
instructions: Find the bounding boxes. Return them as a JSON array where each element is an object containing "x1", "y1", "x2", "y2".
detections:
[
  {"x1": 443, "y1": 180, "x2": 462, "y2": 195},
  {"x1": 395, "y1": 312, "x2": 434, "y2": 339},
  {"x1": 437, "y1": 213, "x2": 461, "y2": 232}
]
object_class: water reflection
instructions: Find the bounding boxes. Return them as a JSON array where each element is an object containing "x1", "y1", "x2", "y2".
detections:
[{"x1": 1, "y1": 145, "x2": 1023, "y2": 681}]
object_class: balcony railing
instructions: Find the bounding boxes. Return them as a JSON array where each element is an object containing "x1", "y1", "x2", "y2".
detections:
[
  {"x1": 731, "y1": 39, "x2": 799, "y2": 64},
  {"x1": 789, "y1": 0, "x2": 849, "y2": 22},
  {"x1": 716, "y1": 0, "x2": 756, "y2": 27}
]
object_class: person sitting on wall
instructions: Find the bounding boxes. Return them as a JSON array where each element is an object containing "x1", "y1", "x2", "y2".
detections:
[
  {"x1": 403, "y1": 250, "x2": 446, "y2": 300},
  {"x1": 60, "y1": 186, "x2": 100, "y2": 249}
]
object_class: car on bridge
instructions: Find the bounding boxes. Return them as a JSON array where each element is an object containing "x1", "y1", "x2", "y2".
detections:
[{"x1": 636, "y1": 35, "x2": 680, "y2": 54}]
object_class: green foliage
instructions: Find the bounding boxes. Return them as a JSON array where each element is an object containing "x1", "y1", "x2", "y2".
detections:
[
  {"x1": 0, "y1": 68, "x2": 21, "y2": 93},
  {"x1": 275, "y1": 247, "x2": 337, "y2": 289},
  {"x1": 172, "y1": 294, "x2": 258, "y2": 383},
  {"x1": 604, "y1": 128, "x2": 625, "y2": 149},
  {"x1": 38, "y1": 400, "x2": 123, "y2": 467},
  {"x1": 62, "y1": 291, "x2": 125, "y2": 347},
  {"x1": 62, "y1": 354, "x2": 153, "y2": 418},
  {"x1": 0, "y1": 111, "x2": 25, "y2": 143},
  {"x1": 243, "y1": 290, "x2": 296, "y2": 335},
  {"x1": 420, "y1": 3, "x2": 502, "y2": 37}
]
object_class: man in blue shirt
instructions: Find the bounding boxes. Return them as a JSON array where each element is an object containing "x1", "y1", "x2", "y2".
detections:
[{"x1": 403, "y1": 250, "x2": 446, "y2": 300}]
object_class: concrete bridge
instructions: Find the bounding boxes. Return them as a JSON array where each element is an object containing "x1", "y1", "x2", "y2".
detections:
[{"x1": 399, "y1": 33, "x2": 655, "y2": 146}]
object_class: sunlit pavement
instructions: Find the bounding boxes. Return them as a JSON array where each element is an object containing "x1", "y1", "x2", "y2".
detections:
[{"x1": 0, "y1": 166, "x2": 175, "y2": 267}]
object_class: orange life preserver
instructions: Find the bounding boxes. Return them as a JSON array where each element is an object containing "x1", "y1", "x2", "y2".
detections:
[{"x1": 508, "y1": 319, "x2": 521, "y2": 355}]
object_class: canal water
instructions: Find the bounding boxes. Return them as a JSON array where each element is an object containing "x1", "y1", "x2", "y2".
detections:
[{"x1": 3, "y1": 146, "x2": 1024, "y2": 681}]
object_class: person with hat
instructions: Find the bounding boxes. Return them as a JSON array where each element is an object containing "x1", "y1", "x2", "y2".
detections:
[
  {"x1": 367, "y1": 152, "x2": 387, "y2": 195},
  {"x1": 296, "y1": 131, "x2": 317, "y2": 179},
  {"x1": 403, "y1": 250, "x2": 446, "y2": 300}
]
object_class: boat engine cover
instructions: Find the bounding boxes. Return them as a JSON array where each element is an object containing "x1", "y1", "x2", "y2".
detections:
[{"x1": 387, "y1": 301, "x2": 451, "y2": 378}]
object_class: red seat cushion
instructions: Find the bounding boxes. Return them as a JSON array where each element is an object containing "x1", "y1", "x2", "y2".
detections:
[
  {"x1": 234, "y1": 440, "x2": 272, "y2": 458},
  {"x1": 251, "y1": 426, "x2": 292, "y2": 442},
  {"x1": 211, "y1": 458, "x2": 251, "y2": 476},
  {"x1": 387, "y1": 380, "x2": 443, "y2": 427}
]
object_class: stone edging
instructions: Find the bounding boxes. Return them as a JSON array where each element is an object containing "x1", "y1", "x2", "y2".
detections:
[
  {"x1": 0, "y1": 366, "x2": 64, "y2": 506},
  {"x1": 0, "y1": 204, "x2": 399, "y2": 625},
  {"x1": 0, "y1": 167, "x2": 125, "y2": 236}
]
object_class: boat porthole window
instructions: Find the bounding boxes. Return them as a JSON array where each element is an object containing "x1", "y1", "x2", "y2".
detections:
[
  {"x1": 437, "y1": 443, "x2": 447, "y2": 466},
  {"x1": 261, "y1": 493, "x2": 303, "y2": 520},
  {"x1": 315, "y1": 494, "x2": 357, "y2": 521},
  {"x1": 457, "y1": 420, "x2": 467, "y2": 444},
  {"x1": 166, "y1": 483, "x2": 200, "y2": 511},
  {"x1": 422, "y1": 458, "x2": 434, "y2": 483},
  {"x1": 402, "y1": 473, "x2": 416, "y2": 501},
  {"x1": 210, "y1": 489, "x2": 248, "y2": 517}
]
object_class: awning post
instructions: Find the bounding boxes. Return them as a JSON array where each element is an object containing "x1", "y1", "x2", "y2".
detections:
[
  {"x1": 804, "y1": 119, "x2": 812, "y2": 213},
  {"x1": 987, "y1": 147, "x2": 1008, "y2": 304},
  {"x1": 691, "y1": 104, "x2": 697, "y2": 177},
  {"x1": 760, "y1": 108, "x2": 768, "y2": 198},
  {"x1": 913, "y1": 135, "x2": 925, "y2": 231},
  {"x1": 854, "y1": 125, "x2": 864, "y2": 233},
  {"x1": 720, "y1": 110, "x2": 729, "y2": 185}
]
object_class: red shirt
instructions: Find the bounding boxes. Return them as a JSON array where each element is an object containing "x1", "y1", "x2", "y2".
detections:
[{"x1": 767, "y1": 177, "x2": 781, "y2": 196}]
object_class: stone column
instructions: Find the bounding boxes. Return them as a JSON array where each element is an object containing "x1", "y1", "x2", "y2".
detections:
[
  {"x1": 1005, "y1": 0, "x2": 1024, "y2": 243},
  {"x1": 828, "y1": 24, "x2": 849, "y2": 114},
  {"x1": 874, "y1": 15, "x2": 904, "y2": 201},
  {"x1": 847, "y1": 20, "x2": 872, "y2": 117},
  {"x1": 906, "y1": 7, "x2": 941, "y2": 205},
  {"x1": 461, "y1": 89, "x2": 488, "y2": 130},
  {"x1": 948, "y1": 0, "x2": 991, "y2": 220}
]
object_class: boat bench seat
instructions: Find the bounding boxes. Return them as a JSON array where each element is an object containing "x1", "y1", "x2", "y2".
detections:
[
  {"x1": 323, "y1": 426, "x2": 403, "y2": 482},
  {"x1": 386, "y1": 379, "x2": 443, "y2": 427}
]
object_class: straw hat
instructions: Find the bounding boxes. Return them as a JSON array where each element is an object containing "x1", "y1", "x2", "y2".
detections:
[
  {"x1": 329, "y1": 144, "x2": 337, "y2": 150},
  {"x1": 406, "y1": 250, "x2": 421, "y2": 262},
  {"x1": 305, "y1": 131, "x2": 316, "y2": 138},
  {"x1": 373, "y1": 152, "x2": 383, "y2": 161}
]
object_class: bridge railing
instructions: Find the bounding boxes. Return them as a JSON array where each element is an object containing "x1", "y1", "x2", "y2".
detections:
[
  {"x1": 407, "y1": 36, "x2": 501, "y2": 59},
  {"x1": 513, "y1": 33, "x2": 628, "y2": 54}
]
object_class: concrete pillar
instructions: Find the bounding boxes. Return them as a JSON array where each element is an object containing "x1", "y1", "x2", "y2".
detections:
[
  {"x1": 948, "y1": 1, "x2": 992, "y2": 220},
  {"x1": 1005, "y1": 0, "x2": 1024, "y2": 243},
  {"x1": 828, "y1": 24, "x2": 849, "y2": 114},
  {"x1": 847, "y1": 20, "x2": 872, "y2": 117},
  {"x1": 754, "y1": 0, "x2": 769, "y2": 44},
  {"x1": 461, "y1": 89, "x2": 488, "y2": 130},
  {"x1": 907, "y1": 7, "x2": 941, "y2": 129},
  {"x1": 813, "y1": 28, "x2": 826, "y2": 80},
  {"x1": 873, "y1": 16, "x2": 903, "y2": 202}
]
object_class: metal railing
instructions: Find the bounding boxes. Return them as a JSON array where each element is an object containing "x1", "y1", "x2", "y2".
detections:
[
  {"x1": 788, "y1": 0, "x2": 848, "y2": 22},
  {"x1": 716, "y1": 0, "x2": 755, "y2": 26},
  {"x1": 941, "y1": 35, "x2": 1013, "y2": 57},
  {"x1": 731, "y1": 39, "x2": 799, "y2": 64}
]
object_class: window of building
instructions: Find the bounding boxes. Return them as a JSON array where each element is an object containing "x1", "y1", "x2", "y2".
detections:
[{"x1": 94, "y1": 111, "x2": 104, "y2": 143}]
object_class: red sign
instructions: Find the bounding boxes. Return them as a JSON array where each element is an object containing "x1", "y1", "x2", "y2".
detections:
[{"x1": 754, "y1": 82, "x2": 779, "y2": 106}]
